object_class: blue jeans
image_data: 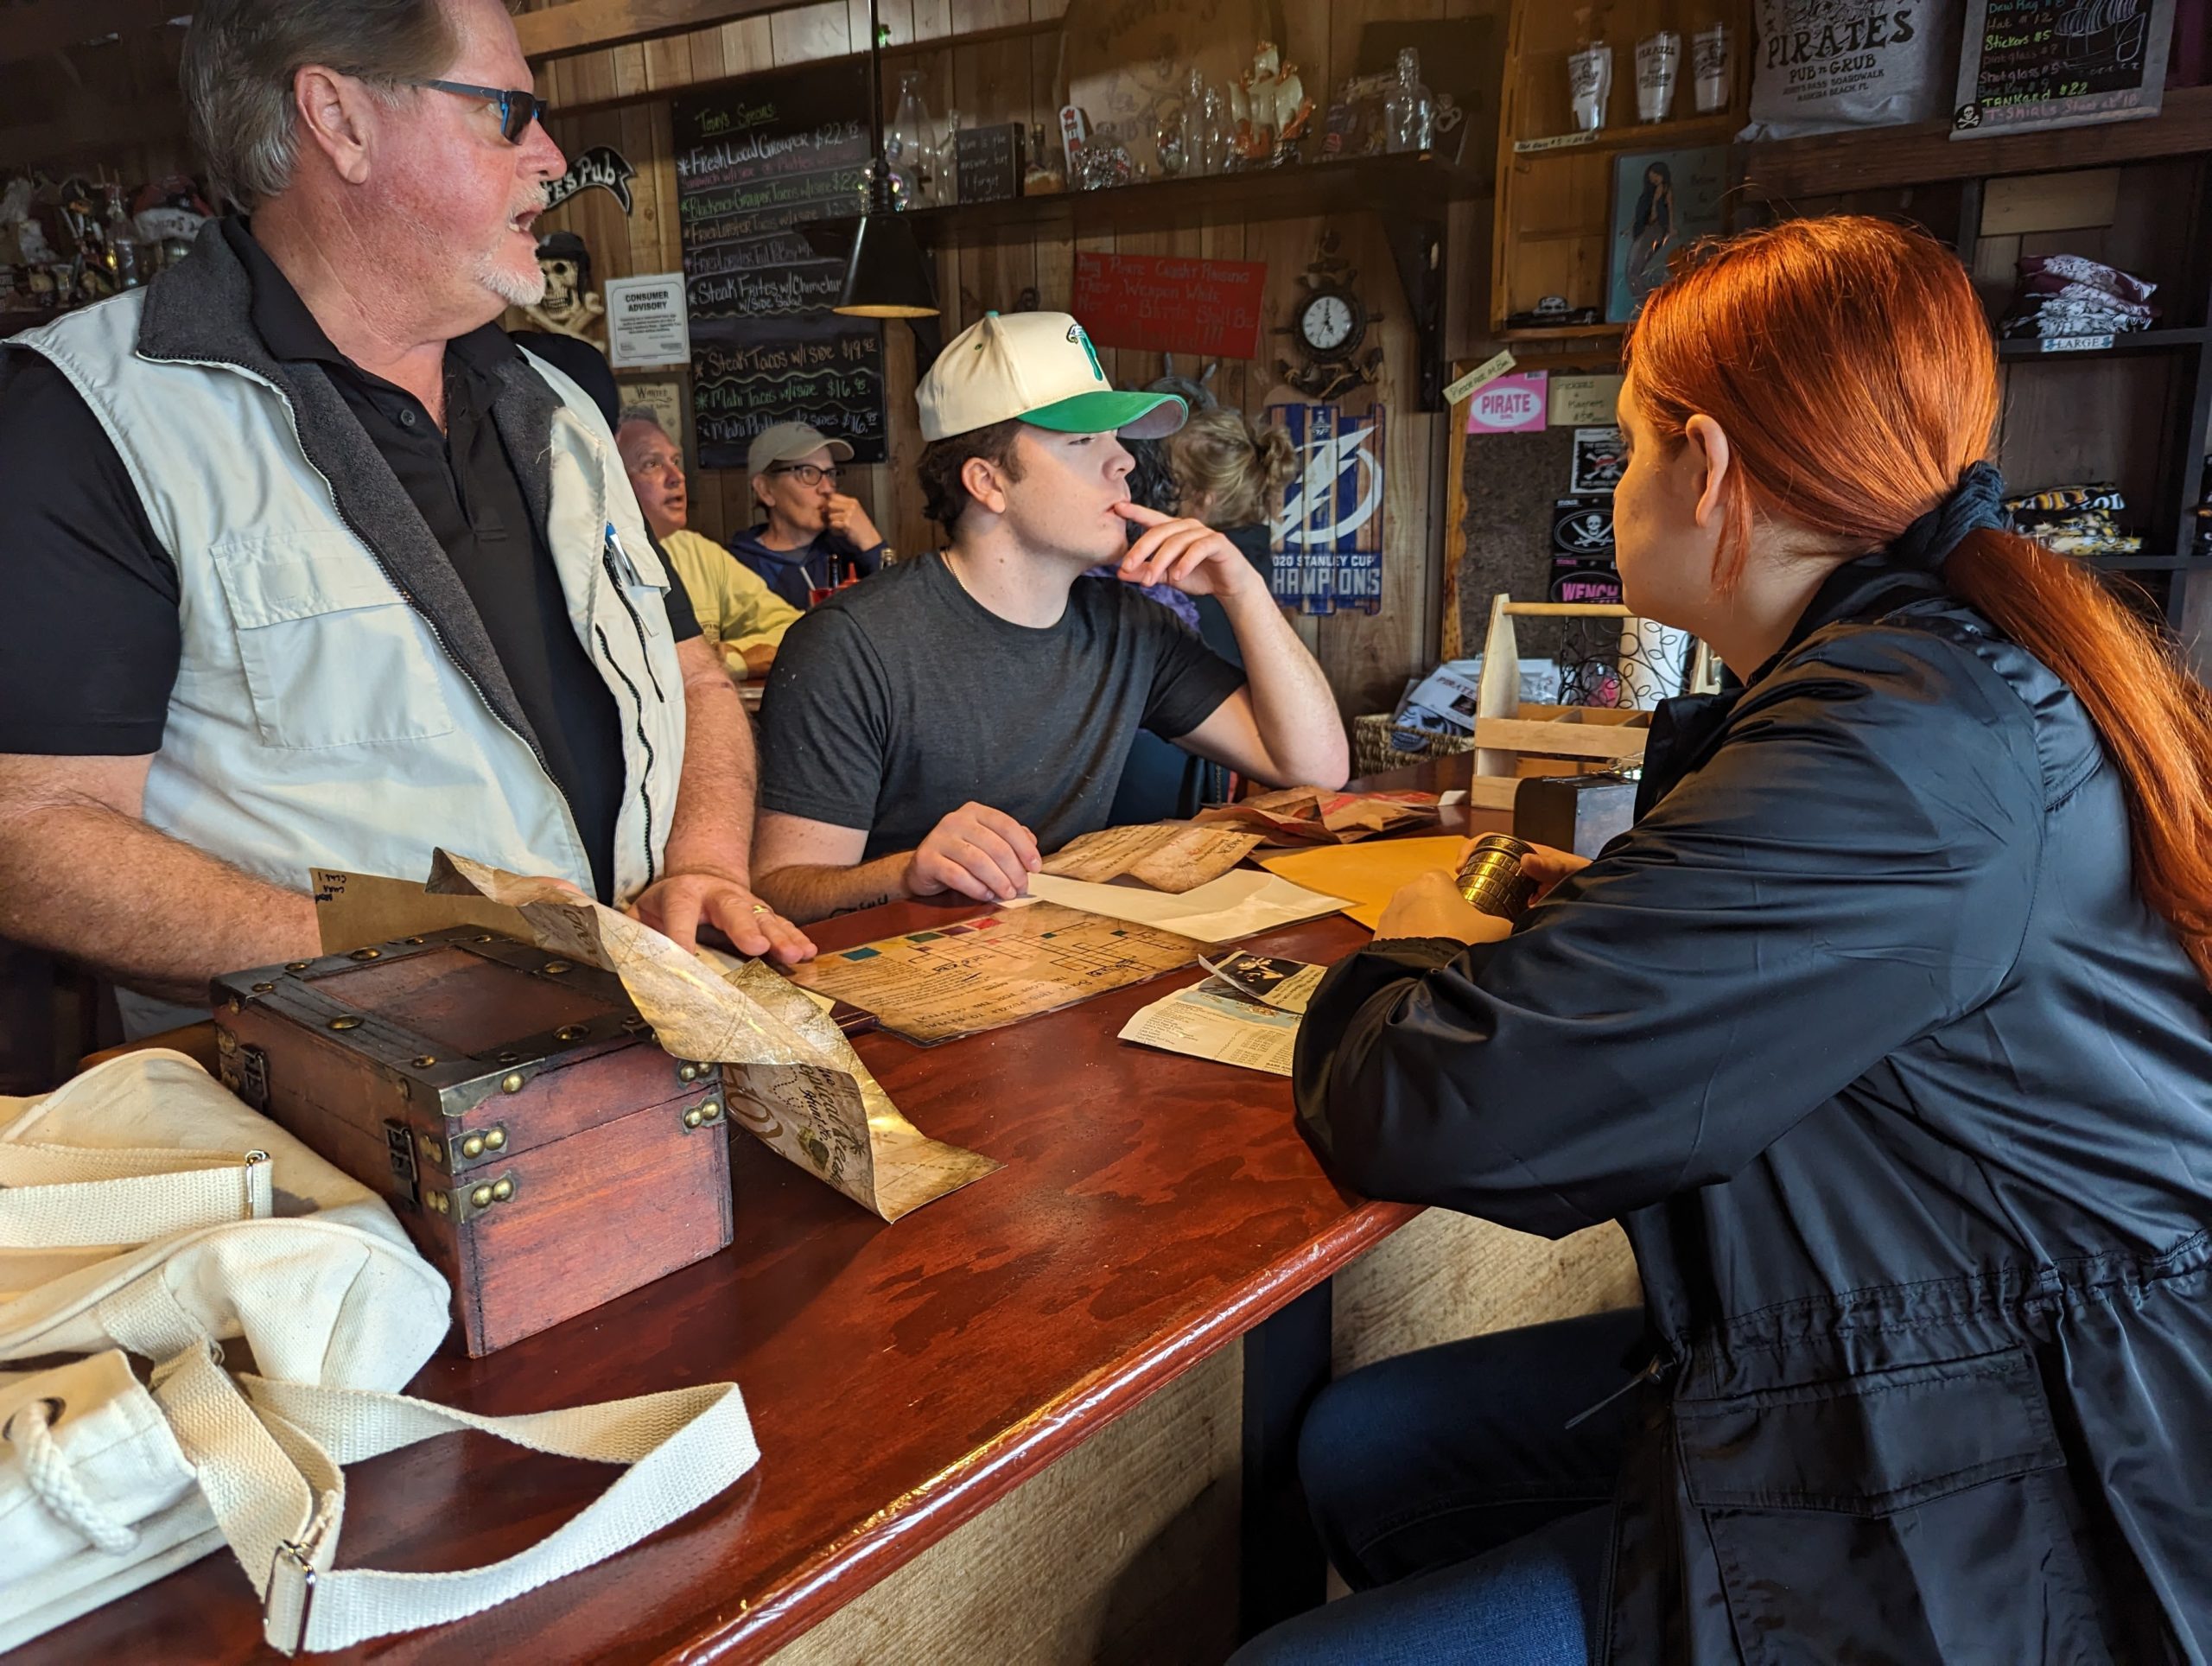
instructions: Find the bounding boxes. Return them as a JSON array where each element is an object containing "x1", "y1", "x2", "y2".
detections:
[{"x1": 1231, "y1": 1307, "x2": 1647, "y2": 1666}]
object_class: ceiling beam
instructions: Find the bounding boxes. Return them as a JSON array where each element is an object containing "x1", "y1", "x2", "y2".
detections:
[
  {"x1": 513, "y1": 0, "x2": 807, "y2": 63},
  {"x1": 0, "y1": 0, "x2": 188, "y2": 70}
]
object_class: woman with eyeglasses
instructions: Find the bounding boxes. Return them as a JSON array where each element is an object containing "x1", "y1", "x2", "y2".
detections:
[{"x1": 727, "y1": 422, "x2": 889, "y2": 610}]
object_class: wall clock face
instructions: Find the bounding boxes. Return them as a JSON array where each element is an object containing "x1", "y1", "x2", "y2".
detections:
[{"x1": 1296, "y1": 288, "x2": 1363, "y2": 360}]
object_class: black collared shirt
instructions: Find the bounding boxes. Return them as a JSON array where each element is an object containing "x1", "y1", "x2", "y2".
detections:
[{"x1": 0, "y1": 220, "x2": 696, "y2": 902}]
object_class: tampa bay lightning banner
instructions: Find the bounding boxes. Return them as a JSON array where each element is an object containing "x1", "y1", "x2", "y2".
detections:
[{"x1": 1266, "y1": 402, "x2": 1386, "y2": 616}]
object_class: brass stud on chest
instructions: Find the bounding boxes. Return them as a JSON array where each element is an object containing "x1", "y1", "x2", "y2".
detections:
[{"x1": 328, "y1": 1015, "x2": 363, "y2": 1032}]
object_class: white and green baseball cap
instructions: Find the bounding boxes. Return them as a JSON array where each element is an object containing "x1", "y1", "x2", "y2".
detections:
[{"x1": 918, "y1": 310, "x2": 1187, "y2": 442}]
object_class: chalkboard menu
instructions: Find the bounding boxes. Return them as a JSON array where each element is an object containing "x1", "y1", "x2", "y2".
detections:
[
  {"x1": 954, "y1": 123, "x2": 1025, "y2": 205},
  {"x1": 672, "y1": 61, "x2": 887, "y2": 467},
  {"x1": 1953, "y1": 0, "x2": 2176, "y2": 137}
]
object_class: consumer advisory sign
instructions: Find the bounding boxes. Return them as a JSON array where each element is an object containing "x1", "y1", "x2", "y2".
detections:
[{"x1": 605, "y1": 273, "x2": 690, "y2": 369}]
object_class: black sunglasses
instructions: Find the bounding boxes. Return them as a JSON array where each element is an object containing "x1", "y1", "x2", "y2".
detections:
[{"x1": 410, "y1": 79, "x2": 550, "y2": 143}]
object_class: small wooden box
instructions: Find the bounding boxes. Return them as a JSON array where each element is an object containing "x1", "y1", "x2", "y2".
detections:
[{"x1": 210, "y1": 928, "x2": 733, "y2": 1357}]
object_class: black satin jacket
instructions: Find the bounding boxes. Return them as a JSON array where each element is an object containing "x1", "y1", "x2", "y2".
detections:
[{"x1": 1295, "y1": 559, "x2": 2212, "y2": 1663}]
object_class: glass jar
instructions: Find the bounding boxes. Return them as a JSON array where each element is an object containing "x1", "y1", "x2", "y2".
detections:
[{"x1": 885, "y1": 72, "x2": 938, "y2": 208}]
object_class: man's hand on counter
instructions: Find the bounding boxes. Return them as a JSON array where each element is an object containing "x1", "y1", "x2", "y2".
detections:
[{"x1": 629, "y1": 867, "x2": 817, "y2": 965}]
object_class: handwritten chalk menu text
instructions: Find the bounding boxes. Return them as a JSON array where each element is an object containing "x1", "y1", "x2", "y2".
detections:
[
  {"x1": 1071, "y1": 252, "x2": 1269, "y2": 362},
  {"x1": 674, "y1": 61, "x2": 887, "y2": 466},
  {"x1": 1953, "y1": 0, "x2": 2174, "y2": 137}
]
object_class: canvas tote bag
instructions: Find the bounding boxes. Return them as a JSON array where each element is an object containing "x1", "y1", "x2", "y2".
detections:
[{"x1": 0, "y1": 1049, "x2": 758, "y2": 1653}]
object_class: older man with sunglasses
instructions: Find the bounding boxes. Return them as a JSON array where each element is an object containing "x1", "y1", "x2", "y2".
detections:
[{"x1": 0, "y1": 0, "x2": 813, "y2": 1040}]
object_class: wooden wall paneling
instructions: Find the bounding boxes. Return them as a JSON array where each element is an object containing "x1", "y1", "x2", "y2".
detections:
[
  {"x1": 628, "y1": 100, "x2": 683, "y2": 274},
  {"x1": 959, "y1": 0, "x2": 1036, "y2": 34},
  {"x1": 1313, "y1": 215, "x2": 1440, "y2": 716},
  {"x1": 641, "y1": 28, "x2": 693, "y2": 89},
  {"x1": 1201, "y1": 219, "x2": 1252, "y2": 416},
  {"x1": 512, "y1": 0, "x2": 1468, "y2": 715},
  {"x1": 1440, "y1": 378, "x2": 1473, "y2": 660},
  {"x1": 772, "y1": 2, "x2": 856, "y2": 63},
  {"x1": 1980, "y1": 170, "x2": 2119, "y2": 238},
  {"x1": 1025, "y1": 27, "x2": 1072, "y2": 317},
  {"x1": 1994, "y1": 357, "x2": 2174, "y2": 519}
]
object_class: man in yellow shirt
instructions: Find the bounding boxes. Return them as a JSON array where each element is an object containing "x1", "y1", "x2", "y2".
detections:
[{"x1": 616, "y1": 408, "x2": 799, "y2": 679}]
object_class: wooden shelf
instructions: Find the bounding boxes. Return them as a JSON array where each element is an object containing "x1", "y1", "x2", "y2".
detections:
[
  {"x1": 887, "y1": 152, "x2": 1487, "y2": 414},
  {"x1": 1738, "y1": 86, "x2": 2212, "y2": 201},
  {"x1": 1996, "y1": 327, "x2": 2210, "y2": 359},
  {"x1": 1509, "y1": 113, "x2": 1738, "y2": 160},
  {"x1": 1498, "y1": 321, "x2": 1625, "y2": 341},
  {"x1": 901, "y1": 152, "x2": 1490, "y2": 245}
]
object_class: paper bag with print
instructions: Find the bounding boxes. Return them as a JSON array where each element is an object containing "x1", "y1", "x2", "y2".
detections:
[{"x1": 423, "y1": 850, "x2": 998, "y2": 1221}]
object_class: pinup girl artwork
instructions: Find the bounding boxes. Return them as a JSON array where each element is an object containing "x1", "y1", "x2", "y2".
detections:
[
  {"x1": 1625, "y1": 162, "x2": 1675, "y2": 307},
  {"x1": 1606, "y1": 147, "x2": 1725, "y2": 324}
]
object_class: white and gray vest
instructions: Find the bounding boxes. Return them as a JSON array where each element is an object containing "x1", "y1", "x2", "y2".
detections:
[{"x1": 9, "y1": 238, "x2": 683, "y2": 1027}]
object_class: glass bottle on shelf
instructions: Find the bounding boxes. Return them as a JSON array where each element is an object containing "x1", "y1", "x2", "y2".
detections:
[
  {"x1": 885, "y1": 71, "x2": 938, "y2": 209},
  {"x1": 1384, "y1": 47, "x2": 1434, "y2": 153},
  {"x1": 101, "y1": 183, "x2": 144, "y2": 289},
  {"x1": 1173, "y1": 67, "x2": 1207, "y2": 176},
  {"x1": 938, "y1": 106, "x2": 963, "y2": 204},
  {"x1": 1201, "y1": 82, "x2": 1230, "y2": 174}
]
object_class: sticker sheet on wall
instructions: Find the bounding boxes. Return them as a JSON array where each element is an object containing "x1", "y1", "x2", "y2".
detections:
[{"x1": 1267, "y1": 403, "x2": 1386, "y2": 616}]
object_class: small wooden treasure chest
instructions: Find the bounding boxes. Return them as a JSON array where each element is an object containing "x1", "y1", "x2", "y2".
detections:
[{"x1": 210, "y1": 927, "x2": 732, "y2": 1357}]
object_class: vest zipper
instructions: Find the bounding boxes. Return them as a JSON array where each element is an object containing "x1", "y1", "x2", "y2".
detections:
[
  {"x1": 145, "y1": 351, "x2": 591, "y2": 872},
  {"x1": 599, "y1": 531, "x2": 674, "y2": 887},
  {"x1": 594, "y1": 620, "x2": 658, "y2": 887}
]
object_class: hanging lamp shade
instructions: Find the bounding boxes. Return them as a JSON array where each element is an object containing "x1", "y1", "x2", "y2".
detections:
[
  {"x1": 835, "y1": 0, "x2": 938, "y2": 318},
  {"x1": 834, "y1": 207, "x2": 938, "y2": 318}
]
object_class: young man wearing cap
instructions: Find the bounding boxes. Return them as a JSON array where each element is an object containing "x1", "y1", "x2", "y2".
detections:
[
  {"x1": 728, "y1": 421, "x2": 889, "y2": 611},
  {"x1": 750, "y1": 311, "x2": 1350, "y2": 924}
]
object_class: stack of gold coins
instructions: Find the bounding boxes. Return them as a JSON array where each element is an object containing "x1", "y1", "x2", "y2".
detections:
[{"x1": 1454, "y1": 833, "x2": 1540, "y2": 919}]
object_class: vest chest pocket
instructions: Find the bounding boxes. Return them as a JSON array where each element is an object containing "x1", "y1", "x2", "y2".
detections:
[{"x1": 212, "y1": 550, "x2": 460, "y2": 749}]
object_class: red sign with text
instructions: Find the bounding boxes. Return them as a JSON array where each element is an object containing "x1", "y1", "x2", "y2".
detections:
[{"x1": 1071, "y1": 252, "x2": 1268, "y2": 362}]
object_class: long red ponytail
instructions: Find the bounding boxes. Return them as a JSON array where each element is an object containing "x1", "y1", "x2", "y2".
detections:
[{"x1": 1625, "y1": 216, "x2": 2212, "y2": 982}]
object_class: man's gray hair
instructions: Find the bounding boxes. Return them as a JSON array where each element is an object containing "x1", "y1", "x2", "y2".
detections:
[
  {"x1": 181, "y1": 0, "x2": 455, "y2": 210},
  {"x1": 617, "y1": 405, "x2": 669, "y2": 433}
]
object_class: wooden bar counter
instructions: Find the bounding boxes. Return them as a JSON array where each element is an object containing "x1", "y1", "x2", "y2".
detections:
[
  {"x1": 22, "y1": 897, "x2": 1419, "y2": 1664},
  {"x1": 23, "y1": 779, "x2": 1643, "y2": 1663}
]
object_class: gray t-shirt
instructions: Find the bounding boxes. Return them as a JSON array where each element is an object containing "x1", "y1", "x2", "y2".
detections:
[{"x1": 756, "y1": 552, "x2": 1247, "y2": 859}]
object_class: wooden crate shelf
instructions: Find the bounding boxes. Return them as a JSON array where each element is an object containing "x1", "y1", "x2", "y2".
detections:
[{"x1": 1489, "y1": 0, "x2": 1757, "y2": 338}]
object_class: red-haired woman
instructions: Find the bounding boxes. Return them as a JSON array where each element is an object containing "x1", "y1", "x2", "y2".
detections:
[{"x1": 1243, "y1": 217, "x2": 2212, "y2": 1663}]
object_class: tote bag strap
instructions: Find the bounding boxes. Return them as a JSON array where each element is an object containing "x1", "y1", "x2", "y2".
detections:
[
  {"x1": 149, "y1": 1341, "x2": 758, "y2": 1655},
  {"x1": 0, "y1": 1147, "x2": 273, "y2": 1248}
]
